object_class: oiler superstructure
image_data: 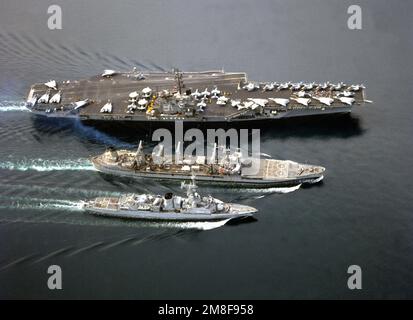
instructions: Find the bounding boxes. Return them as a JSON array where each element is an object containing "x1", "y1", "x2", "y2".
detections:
[{"x1": 91, "y1": 141, "x2": 325, "y2": 187}]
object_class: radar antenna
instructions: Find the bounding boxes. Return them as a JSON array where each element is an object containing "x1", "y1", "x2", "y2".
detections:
[
  {"x1": 174, "y1": 68, "x2": 184, "y2": 94},
  {"x1": 181, "y1": 175, "x2": 198, "y2": 197}
]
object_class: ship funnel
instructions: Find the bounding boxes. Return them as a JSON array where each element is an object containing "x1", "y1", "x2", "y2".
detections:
[{"x1": 109, "y1": 149, "x2": 118, "y2": 161}]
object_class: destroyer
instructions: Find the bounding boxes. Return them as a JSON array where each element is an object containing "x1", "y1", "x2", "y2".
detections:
[
  {"x1": 26, "y1": 69, "x2": 369, "y2": 124},
  {"x1": 82, "y1": 177, "x2": 257, "y2": 221},
  {"x1": 91, "y1": 141, "x2": 325, "y2": 187}
]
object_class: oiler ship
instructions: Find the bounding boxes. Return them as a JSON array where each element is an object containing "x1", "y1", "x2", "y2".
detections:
[
  {"x1": 83, "y1": 177, "x2": 257, "y2": 221},
  {"x1": 26, "y1": 69, "x2": 369, "y2": 124},
  {"x1": 91, "y1": 141, "x2": 325, "y2": 187}
]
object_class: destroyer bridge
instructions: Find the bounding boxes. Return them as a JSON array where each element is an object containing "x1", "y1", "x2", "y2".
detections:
[{"x1": 26, "y1": 69, "x2": 369, "y2": 123}]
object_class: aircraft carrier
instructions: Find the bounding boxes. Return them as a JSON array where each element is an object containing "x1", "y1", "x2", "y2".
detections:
[{"x1": 26, "y1": 69, "x2": 369, "y2": 124}]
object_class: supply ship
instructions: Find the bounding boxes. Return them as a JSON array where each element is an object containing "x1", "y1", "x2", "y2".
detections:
[
  {"x1": 91, "y1": 141, "x2": 325, "y2": 187},
  {"x1": 26, "y1": 69, "x2": 369, "y2": 124}
]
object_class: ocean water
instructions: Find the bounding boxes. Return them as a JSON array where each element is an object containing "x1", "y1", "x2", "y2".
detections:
[{"x1": 0, "y1": 0, "x2": 412, "y2": 299}]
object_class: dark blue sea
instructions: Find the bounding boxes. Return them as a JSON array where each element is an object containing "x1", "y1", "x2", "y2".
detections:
[{"x1": 0, "y1": 0, "x2": 412, "y2": 298}]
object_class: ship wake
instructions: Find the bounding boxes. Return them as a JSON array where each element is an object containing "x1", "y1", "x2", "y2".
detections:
[
  {"x1": 158, "y1": 219, "x2": 233, "y2": 231},
  {"x1": 243, "y1": 184, "x2": 302, "y2": 194},
  {"x1": 306, "y1": 175, "x2": 324, "y2": 184},
  {"x1": 0, "y1": 100, "x2": 29, "y2": 112},
  {"x1": 0, "y1": 158, "x2": 96, "y2": 172},
  {"x1": 0, "y1": 197, "x2": 83, "y2": 212}
]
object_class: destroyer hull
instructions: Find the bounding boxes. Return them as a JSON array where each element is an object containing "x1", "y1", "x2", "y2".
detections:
[{"x1": 84, "y1": 206, "x2": 256, "y2": 221}]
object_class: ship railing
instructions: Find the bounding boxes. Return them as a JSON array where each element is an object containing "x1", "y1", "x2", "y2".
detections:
[{"x1": 225, "y1": 110, "x2": 252, "y2": 120}]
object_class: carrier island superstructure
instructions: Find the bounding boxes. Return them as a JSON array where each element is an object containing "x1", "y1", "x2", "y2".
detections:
[{"x1": 26, "y1": 69, "x2": 369, "y2": 124}]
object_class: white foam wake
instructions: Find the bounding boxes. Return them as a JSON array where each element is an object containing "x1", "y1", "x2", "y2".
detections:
[
  {"x1": 0, "y1": 101, "x2": 29, "y2": 112},
  {"x1": 260, "y1": 153, "x2": 272, "y2": 158},
  {"x1": 0, "y1": 198, "x2": 83, "y2": 212},
  {"x1": 178, "y1": 218, "x2": 233, "y2": 230},
  {"x1": 243, "y1": 184, "x2": 302, "y2": 194},
  {"x1": 269, "y1": 184, "x2": 302, "y2": 193},
  {"x1": 146, "y1": 218, "x2": 233, "y2": 231},
  {"x1": 46, "y1": 200, "x2": 84, "y2": 211},
  {"x1": 307, "y1": 175, "x2": 324, "y2": 184},
  {"x1": 0, "y1": 158, "x2": 96, "y2": 172}
]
